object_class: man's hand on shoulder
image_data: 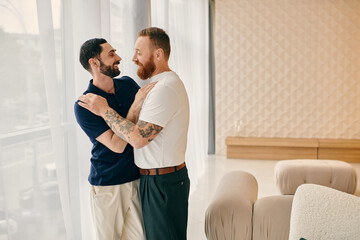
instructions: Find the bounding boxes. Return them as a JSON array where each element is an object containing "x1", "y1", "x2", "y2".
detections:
[
  {"x1": 127, "y1": 81, "x2": 157, "y2": 123},
  {"x1": 78, "y1": 93, "x2": 110, "y2": 117}
]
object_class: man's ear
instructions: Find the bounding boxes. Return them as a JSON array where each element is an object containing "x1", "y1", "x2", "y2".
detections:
[
  {"x1": 155, "y1": 48, "x2": 164, "y2": 61},
  {"x1": 89, "y1": 58, "x2": 101, "y2": 72},
  {"x1": 89, "y1": 58, "x2": 97, "y2": 67}
]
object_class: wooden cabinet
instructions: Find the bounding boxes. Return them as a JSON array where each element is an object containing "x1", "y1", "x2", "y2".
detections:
[{"x1": 226, "y1": 137, "x2": 360, "y2": 162}]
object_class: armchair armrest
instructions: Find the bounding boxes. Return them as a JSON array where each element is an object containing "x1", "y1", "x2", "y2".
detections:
[
  {"x1": 205, "y1": 171, "x2": 258, "y2": 240},
  {"x1": 289, "y1": 184, "x2": 360, "y2": 240}
]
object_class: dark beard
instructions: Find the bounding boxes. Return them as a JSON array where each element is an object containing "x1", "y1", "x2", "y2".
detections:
[
  {"x1": 136, "y1": 56, "x2": 156, "y2": 80},
  {"x1": 100, "y1": 60, "x2": 120, "y2": 78}
]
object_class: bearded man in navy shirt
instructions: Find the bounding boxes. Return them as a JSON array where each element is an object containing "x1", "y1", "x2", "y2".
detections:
[{"x1": 74, "y1": 38, "x2": 154, "y2": 240}]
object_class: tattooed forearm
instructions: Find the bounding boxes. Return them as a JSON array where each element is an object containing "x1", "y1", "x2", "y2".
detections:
[
  {"x1": 154, "y1": 125, "x2": 162, "y2": 134},
  {"x1": 102, "y1": 108, "x2": 163, "y2": 147},
  {"x1": 105, "y1": 110, "x2": 125, "y2": 125},
  {"x1": 139, "y1": 125, "x2": 155, "y2": 138},
  {"x1": 105, "y1": 118, "x2": 127, "y2": 141},
  {"x1": 146, "y1": 125, "x2": 163, "y2": 143},
  {"x1": 138, "y1": 120, "x2": 148, "y2": 128},
  {"x1": 104, "y1": 109, "x2": 135, "y2": 141},
  {"x1": 138, "y1": 120, "x2": 163, "y2": 140}
]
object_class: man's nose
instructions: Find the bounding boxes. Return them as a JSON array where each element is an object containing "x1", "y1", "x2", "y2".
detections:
[{"x1": 115, "y1": 54, "x2": 121, "y2": 62}]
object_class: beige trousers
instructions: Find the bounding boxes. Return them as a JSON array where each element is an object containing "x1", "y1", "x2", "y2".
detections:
[{"x1": 90, "y1": 179, "x2": 145, "y2": 240}]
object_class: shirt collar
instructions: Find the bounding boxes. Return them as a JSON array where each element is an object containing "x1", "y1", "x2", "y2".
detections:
[
  {"x1": 149, "y1": 71, "x2": 172, "y2": 83},
  {"x1": 87, "y1": 79, "x2": 117, "y2": 97},
  {"x1": 113, "y1": 78, "x2": 121, "y2": 94}
]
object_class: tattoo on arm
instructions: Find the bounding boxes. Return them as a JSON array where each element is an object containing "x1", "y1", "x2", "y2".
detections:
[
  {"x1": 103, "y1": 110, "x2": 163, "y2": 145},
  {"x1": 137, "y1": 120, "x2": 163, "y2": 142},
  {"x1": 137, "y1": 120, "x2": 147, "y2": 128},
  {"x1": 105, "y1": 109, "x2": 135, "y2": 141}
]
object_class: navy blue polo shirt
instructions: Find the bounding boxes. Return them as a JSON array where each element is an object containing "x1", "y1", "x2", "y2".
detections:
[{"x1": 74, "y1": 76, "x2": 140, "y2": 186}]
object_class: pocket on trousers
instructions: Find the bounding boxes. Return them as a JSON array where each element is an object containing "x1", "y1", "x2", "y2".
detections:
[
  {"x1": 90, "y1": 185, "x2": 101, "y2": 197},
  {"x1": 91, "y1": 185, "x2": 114, "y2": 203}
]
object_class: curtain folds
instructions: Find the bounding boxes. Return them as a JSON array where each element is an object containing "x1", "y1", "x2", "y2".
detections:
[
  {"x1": 110, "y1": 0, "x2": 151, "y2": 86},
  {"x1": 19, "y1": 0, "x2": 209, "y2": 239},
  {"x1": 36, "y1": 0, "x2": 82, "y2": 239},
  {"x1": 72, "y1": 1, "x2": 112, "y2": 239},
  {"x1": 165, "y1": 0, "x2": 209, "y2": 191}
]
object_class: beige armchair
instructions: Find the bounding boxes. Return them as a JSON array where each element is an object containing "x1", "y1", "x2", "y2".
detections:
[
  {"x1": 205, "y1": 171, "x2": 293, "y2": 240},
  {"x1": 289, "y1": 184, "x2": 360, "y2": 240},
  {"x1": 205, "y1": 160, "x2": 357, "y2": 240}
]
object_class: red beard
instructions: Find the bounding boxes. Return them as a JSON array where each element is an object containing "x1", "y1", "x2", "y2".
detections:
[{"x1": 135, "y1": 56, "x2": 156, "y2": 80}]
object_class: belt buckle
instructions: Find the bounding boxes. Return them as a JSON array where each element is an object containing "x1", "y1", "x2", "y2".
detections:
[{"x1": 145, "y1": 169, "x2": 151, "y2": 175}]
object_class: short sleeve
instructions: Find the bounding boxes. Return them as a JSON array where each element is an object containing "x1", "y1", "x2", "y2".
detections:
[
  {"x1": 74, "y1": 101, "x2": 110, "y2": 141},
  {"x1": 138, "y1": 85, "x2": 178, "y2": 127}
]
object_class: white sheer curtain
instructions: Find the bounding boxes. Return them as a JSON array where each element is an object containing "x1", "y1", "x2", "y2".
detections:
[
  {"x1": 36, "y1": 0, "x2": 76, "y2": 239},
  {"x1": 0, "y1": 0, "x2": 81, "y2": 239},
  {"x1": 0, "y1": 1, "x2": 208, "y2": 239},
  {"x1": 151, "y1": 0, "x2": 209, "y2": 191},
  {"x1": 110, "y1": 0, "x2": 151, "y2": 86},
  {"x1": 37, "y1": 0, "x2": 110, "y2": 239},
  {"x1": 36, "y1": 0, "x2": 85, "y2": 239},
  {"x1": 71, "y1": 1, "x2": 112, "y2": 239}
]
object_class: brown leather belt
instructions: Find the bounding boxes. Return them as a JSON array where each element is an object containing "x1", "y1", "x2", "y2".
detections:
[{"x1": 139, "y1": 162, "x2": 186, "y2": 176}]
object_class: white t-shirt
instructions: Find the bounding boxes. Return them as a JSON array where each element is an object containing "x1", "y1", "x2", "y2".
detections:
[{"x1": 134, "y1": 71, "x2": 190, "y2": 169}]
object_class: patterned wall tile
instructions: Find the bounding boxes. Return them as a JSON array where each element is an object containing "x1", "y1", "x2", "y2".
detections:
[{"x1": 215, "y1": 0, "x2": 360, "y2": 155}]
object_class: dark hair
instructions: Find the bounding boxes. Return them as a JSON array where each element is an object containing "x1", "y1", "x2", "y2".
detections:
[
  {"x1": 79, "y1": 38, "x2": 107, "y2": 71},
  {"x1": 138, "y1": 27, "x2": 171, "y2": 60}
]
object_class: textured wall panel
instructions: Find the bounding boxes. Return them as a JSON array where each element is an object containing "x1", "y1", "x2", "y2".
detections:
[{"x1": 215, "y1": 0, "x2": 360, "y2": 155}]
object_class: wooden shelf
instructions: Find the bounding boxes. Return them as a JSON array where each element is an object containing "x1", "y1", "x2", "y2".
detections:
[
  {"x1": 318, "y1": 139, "x2": 360, "y2": 162},
  {"x1": 226, "y1": 137, "x2": 360, "y2": 162}
]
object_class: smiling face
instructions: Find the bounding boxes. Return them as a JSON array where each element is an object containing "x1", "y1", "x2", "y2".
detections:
[
  {"x1": 97, "y1": 42, "x2": 122, "y2": 78},
  {"x1": 132, "y1": 36, "x2": 156, "y2": 80}
]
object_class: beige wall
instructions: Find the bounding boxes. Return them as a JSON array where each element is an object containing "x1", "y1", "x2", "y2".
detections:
[{"x1": 215, "y1": 0, "x2": 360, "y2": 154}]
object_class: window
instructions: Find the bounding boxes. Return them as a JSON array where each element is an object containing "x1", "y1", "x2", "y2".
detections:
[{"x1": 0, "y1": 1, "x2": 65, "y2": 239}]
